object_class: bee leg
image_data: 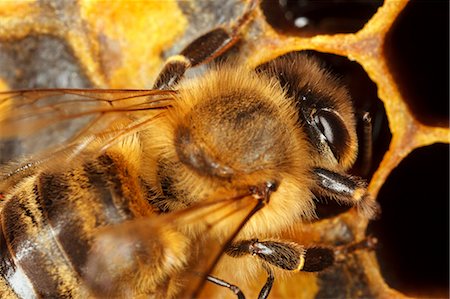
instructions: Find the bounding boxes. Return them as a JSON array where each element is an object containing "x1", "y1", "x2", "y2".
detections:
[
  {"x1": 257, "y1": 266, "x2": 274, "y2": 299},
  {"x1": 225, "y1": 240, "x2": 333, "y2": 298},
  {"x1": 153, "y1": 0, "x2": 258, "y2": 89},
  {"x1": 227, "y1": 240, "x2": 335, "y2": 273},
  {"x1": 359, "y1": 111, "x2": 373, "y2": 177},
  {"x1": 231, "y1": 237, "x2": 377, "y2": 271},
  {"x1": 206, "y1": 275, "x2": 246, "y2": 299},
  {"x1": 207, "y1": 266, "x2": 274, "y2": 299},
  {"x1": 312, "y1": 167, "x2": 380, "y2": 219},
  {"x1": 226, "y1": 237, "x2": 377, "y2": 297},
  {"x1": 334, "y1": 235, "x2": 378, "y2": 262}
]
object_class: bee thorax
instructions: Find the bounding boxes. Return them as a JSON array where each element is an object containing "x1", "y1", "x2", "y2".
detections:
[
  {"x1": 174, "y1": 93, "x2": 292, "y2": 179},
  {"x1": 175, "y1": 90, "x2": 296, "y2": 182}
]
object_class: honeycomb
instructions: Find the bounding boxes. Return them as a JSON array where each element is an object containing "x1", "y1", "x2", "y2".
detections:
[{"x1": 0, "y1": 0, "x2": 448, "y2": 298}]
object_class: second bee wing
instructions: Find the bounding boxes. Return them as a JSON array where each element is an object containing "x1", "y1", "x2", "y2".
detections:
[
  {"x1": 0, "y1": 88, "x2": 176, "y2": 162},
  {"x1": 83, "y1": 191, "x2": 261, "y2": 298}
]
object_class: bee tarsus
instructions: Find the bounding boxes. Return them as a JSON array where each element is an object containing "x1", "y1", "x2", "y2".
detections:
[
  {"x1": 334, "y1": 235, "x2": 378, "y2": 263},
  {"x1": 206, "y1": 260, "x2": 275, "y2": 299},
  {"x1": 360, "y1": 111, "x2": 373, "y2": 176},
  {"x1": 206, "y1": 275, "x2": 246, "y2": 299}
]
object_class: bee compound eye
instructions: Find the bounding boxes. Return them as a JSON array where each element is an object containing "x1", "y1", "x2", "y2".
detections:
[{"x1": 313, "y1": 109, "x2": 350, "y2": 161}]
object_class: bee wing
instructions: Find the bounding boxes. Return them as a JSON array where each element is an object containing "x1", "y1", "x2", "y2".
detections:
[
  {"x1": 0, "y1": 88, "x2": 175, "y2": 162},
  {"x1": 84, "y1": 193, "x2": 260, "y2": 298}
]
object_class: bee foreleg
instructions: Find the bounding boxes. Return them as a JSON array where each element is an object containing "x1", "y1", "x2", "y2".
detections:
[
  {"x1": 207, "y1": 275, "x2": 245, "y2": 299},
  {"x1": 153, "y1": 0, "x2": 258, "y2": 89},
  {"x1": 312, "y1": 167, "x2": 380, "y2": 219}
]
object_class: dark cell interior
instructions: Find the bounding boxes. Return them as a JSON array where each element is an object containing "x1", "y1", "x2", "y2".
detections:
[
  {"x1": 368, "y1": 144, "x2": 450, "y2": 298},
  {"x1": 384, "y1": 0, "x2": 449, "y2": 126},
  {"x1": 261, "y1": 0, "x2": 383, "y2": 36}
]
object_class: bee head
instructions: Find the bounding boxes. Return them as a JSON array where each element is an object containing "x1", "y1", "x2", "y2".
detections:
[{"x1": 257, "y1": 53, "x2": 358, "y2": 172}]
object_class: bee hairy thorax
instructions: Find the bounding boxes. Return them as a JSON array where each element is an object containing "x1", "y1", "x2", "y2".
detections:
[
  {"x1": 152, "y1": 92, "x2": 299, "y2": 215},
  {"x1": 175, "y1": 91, "x2": 293, "y2": 179},
  {"x1": 158, "y1": 66, "x2": 312, "y2": 201},
  {"x1": 143, "y1": 67, "x2": 320, "y2": 244}
]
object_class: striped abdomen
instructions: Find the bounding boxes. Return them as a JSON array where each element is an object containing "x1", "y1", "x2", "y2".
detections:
[{"x1": 0, "y1": 153, "x2": 159, "y2": 298}]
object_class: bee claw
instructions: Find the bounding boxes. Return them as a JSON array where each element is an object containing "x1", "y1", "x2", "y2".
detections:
[{"x1": 334, "y1": 235, "x2": 379, "y2": 262}]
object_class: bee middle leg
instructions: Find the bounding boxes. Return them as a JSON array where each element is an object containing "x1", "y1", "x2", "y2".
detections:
[
  {"x1": 222, "y1": 237, "x2": 377, "y2": 299},
  {"x1": 220, "y1": 240, "x2": 334, "y2": 299}
]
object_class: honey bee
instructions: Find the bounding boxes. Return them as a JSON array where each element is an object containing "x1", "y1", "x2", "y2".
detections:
[{"x1": 0, "y1": 1, "x2": 378, "y2": 298}]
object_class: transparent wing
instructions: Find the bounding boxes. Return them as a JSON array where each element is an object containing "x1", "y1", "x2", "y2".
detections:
[
  {"x1": 0, "y1": 89, "x2": 176, "y2": 134},
  {"x1": 0, "y1": 88, "x2": 175, "y2": 162},
  {"x1": 84, "y1": 192, "x2": 262, "y2": 298}
]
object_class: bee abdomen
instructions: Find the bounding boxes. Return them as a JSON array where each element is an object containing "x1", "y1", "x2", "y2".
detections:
[
  {"x1": 0, "y1": 153, "x2": 154, "y2": 298},
  {"x1": 0, "y1": 224, "x2": 34, "y2": 299},
  {"x1": 0, "y1": 188, "x2": 83, "y2": 298}
]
